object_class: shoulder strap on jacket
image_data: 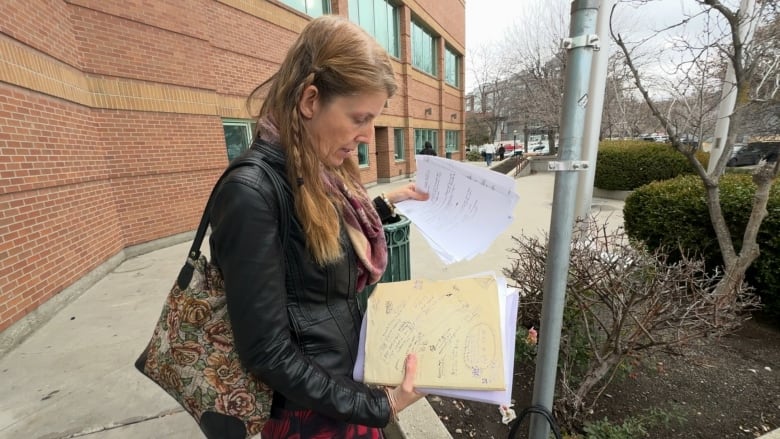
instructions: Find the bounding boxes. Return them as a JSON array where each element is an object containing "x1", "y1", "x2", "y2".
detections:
[{"x1": 176, "y1": 151, "x2": 291, "y2": 289}]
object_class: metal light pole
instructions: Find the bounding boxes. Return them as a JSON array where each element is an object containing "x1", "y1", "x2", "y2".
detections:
[
  {"x1": 524, "y1": 123, "x2": 529, "y2": 154},
  {"x1": 574, "y1": 0, "x2": 614, "y2": 223},
  {"x1": 707, "y1": 0, "x2": 757, "y2": 173},
  {"x1": 529, "y1": 1, "x2": 599, "y2": 438}
]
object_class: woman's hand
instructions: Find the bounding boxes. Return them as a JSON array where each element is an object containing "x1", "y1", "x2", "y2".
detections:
[
  {"x1": 388, "y1": 354, "x2": 425, "y2": 415},
  {"x1": 385, "y1": 183, "x2": 429, "y2": 204}
]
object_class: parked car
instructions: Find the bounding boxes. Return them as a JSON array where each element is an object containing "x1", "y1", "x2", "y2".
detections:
[
  {"x1": 727, "y1": 142, "x2": 779, "y2": 167},
  {"x1": 531, "y1": 144, "x2": 549, "y2": 154},
  {"x1": 642, "y1": 134, "x2": 669, "y2": 143}
]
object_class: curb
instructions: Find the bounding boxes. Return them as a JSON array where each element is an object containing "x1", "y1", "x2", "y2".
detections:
[
  {"x1": 759, "y1": 428, "x2": 780, "y2": 439},
  {"x1": 385, "y1": 398, "x2": 453, "y2": 439}
]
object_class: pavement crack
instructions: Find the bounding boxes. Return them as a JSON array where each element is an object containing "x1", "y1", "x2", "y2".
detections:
[{"x1": 37, "y1": 408, "x2": 184, "y2": 439}]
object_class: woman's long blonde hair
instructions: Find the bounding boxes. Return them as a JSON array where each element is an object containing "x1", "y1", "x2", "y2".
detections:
[{"x1": 251, "y1": 15, "x2": 397, "y2": 265}]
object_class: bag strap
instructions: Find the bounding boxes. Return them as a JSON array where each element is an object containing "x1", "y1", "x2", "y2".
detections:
[{"x1": 176, "y1": 148, "x2": 292, "y2": 289}]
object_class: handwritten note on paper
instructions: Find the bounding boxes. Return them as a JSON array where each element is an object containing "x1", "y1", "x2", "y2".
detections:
[
  {"x1": 396, "y1": 156, "x2": 519, "y2": 264},
  {"x1": 363, "y1": 277, "x2": 505, "y2": 390}
]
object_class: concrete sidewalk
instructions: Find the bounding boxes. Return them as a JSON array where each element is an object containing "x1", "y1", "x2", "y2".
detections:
[{"x1": 0, "y1": 166, "x2": 622, "y2": 438}]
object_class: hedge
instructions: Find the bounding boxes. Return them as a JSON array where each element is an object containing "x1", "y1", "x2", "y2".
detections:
[
  {"x1": 624, "y1": 174, "x2": 780, "y2": 317},
  {"x1": 594, "y1": 140, "x2": 709, "y2": 191}
]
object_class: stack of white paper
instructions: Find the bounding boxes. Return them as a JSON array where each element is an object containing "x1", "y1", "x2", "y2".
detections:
[{"x1": 396, "y1": 156, "x2": 519, "y2": 264}]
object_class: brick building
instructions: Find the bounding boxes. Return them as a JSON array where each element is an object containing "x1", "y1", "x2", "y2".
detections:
[{"x1": 0, "y1": 0, "x2": 465, "y2": 338}]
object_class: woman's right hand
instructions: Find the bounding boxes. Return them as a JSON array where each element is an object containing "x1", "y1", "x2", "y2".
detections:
[{"x1": 388, "y1": 353, "x2": 425, "y2": 414}]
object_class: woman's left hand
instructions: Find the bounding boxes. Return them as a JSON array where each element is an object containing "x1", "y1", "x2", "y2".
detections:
[{"x1": 385, "y1": 183, "x2": 429, "y2": 204}]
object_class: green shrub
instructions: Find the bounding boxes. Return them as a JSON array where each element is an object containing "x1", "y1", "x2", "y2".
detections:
[
  {"x1": 594, "y1": 140, "x2": 709, "y2": 191},
  {"x1": 583, "y1": 407, "x2": 686, "y2": 439},
  {"x1": 624, "y1": 174, "x2": 780, "y2": 317},
  {"x1": 466, "y1": 150, "x2": 483, "y2": 162}
]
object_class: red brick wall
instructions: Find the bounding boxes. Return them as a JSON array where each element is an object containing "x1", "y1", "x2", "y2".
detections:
[
  {"x1": 0, "y1": 0, "x2": 80, "y2": 66},
  {"x1": 0, "y1": 86, "x2": 121, "y2": 328},
  {"x1": 208, "y1": 6, "x2": 295, "y2": 95},
  {"x1": 415, "y1": 0, "x2": 466, "y2": 48},
  {"x1": 68, "y1": 0, "x2": 212, "y2": 42},
  {"x1": 71, "y1": 6, "x2": 214, "y2": 88},
  {"x1": 0, "y1": 0, "x2": 465, "y2": 333},
  {"x1": 94, "y1": 110, "x2": 228, "y2": 245}
]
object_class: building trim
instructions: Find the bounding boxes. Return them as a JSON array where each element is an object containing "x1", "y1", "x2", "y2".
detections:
[{"x1": 0, "y1": 35, "x2": 251, "y2": 117}]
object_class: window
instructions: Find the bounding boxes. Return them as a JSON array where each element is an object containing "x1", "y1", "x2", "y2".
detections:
[
  {"x1": 445, "y1": 46, "x2": 460, "y2": 87},
  {"x1": 223, "y1": 119, "x2": 255, "y2": 162},
  {"x1": 445, "y1": 130, "x2": 459, "y2": 152},
  {"x1": 278, "y1": 0, "x2": 330, "y2": 17},
  {"x1": 411, "y1": 20, "x2": 437, "y2": 76},
  {"x1": 348, "y1": 0, "x2": 399, "y2": 57},
  {"x1": 394, "y1": 128, "x2": 405, "y2": 161},
  {"x1": 414, "y1": 128, "x2": 437, "y2": 154},
  {"x1": 358, "y1": 143, "x2": 369, "y2": 167}
]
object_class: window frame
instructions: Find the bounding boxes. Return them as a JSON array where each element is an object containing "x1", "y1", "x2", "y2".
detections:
[
  {"x1": 445, "y1": 130, "x2": 460, "y2": 152},
  {"x1": 357, "y1": 143, "x2": 370, "y2": 167},
  {"x1": 394, "y1": 128, "x2": 405, "y2": 161},
  {"x1": 278, "y1": 0, "x2": 331, "y2": 17},
  {"x1": 222, "y1": 119, "x2": 255, "y2": 162},
  {"x1": 414, "y1": 128, "x2": 438, "y2": 154},
  {"x1": 348, "y1": 0, "x2": 400, "y2": 58},
  {"x1": 411, "y1": 19, "x2": 438, "y2": 77},
  {"x1": 445, "y1": 46, "x2": 460, "y2": 87}
]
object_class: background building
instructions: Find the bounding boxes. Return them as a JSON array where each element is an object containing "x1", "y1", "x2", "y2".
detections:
[{"x1": 0, "y1": 0, "x2": 465, "y2": 337}]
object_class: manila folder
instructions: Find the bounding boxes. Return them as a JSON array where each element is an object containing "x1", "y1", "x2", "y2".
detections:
[{"x1": 364, "y1": 277, "x2": 505, "y2": 390}]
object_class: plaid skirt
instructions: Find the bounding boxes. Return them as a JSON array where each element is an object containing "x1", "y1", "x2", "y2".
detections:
[{"x1": 261, "y1": 408, "x2": 384, "y2": 439}]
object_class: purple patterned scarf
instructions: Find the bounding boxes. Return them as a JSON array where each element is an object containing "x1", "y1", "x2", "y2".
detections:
[
  {"x1": 257, "y1": 117, "x2": 387, "y2": 291},
  {"x1": 321, "y1": 170, "x2": 387, "y2": 291}
]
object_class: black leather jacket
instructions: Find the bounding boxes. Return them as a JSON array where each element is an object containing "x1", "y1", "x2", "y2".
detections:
[{"x1": 208, "y1": 143, "x2": 391, "y2": 428}]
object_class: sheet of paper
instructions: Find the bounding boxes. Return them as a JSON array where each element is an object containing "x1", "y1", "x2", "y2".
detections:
[
  {"x1": 362, "y1": 277, "x2": 505, "y2": 390},
  {"x1": 396, "y1": 156, "x2": 519, "y2": 264}
]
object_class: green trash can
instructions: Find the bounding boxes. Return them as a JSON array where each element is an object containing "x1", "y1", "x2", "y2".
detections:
[
  {"x1": 378, "y1": 215, "x2": 411, "y2": 283},
  {"x1": 358, "y1": 215, "x2": 411, "y2": 310}
]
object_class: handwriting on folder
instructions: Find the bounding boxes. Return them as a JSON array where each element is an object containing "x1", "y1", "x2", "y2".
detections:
[{"x1": 363, "y1": 277, "x2": 505, "y2": 390}]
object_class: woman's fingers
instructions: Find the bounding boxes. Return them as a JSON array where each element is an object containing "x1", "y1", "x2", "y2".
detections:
[
  {"x1": 401, "y1": 353, "x2": 418, "y2": 392},
  {"x1": 391, "y1": 353, "x2": 425, "y2": 413},
  {"x1": 392, "y1": 184, "x2": 428, "y2": 202}
]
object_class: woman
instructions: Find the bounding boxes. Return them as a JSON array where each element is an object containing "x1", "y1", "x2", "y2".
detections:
[{"x1": 207, "y1": 15, "x2": 428, "y2": 439}]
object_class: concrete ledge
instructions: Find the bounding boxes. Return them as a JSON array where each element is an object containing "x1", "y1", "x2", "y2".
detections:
[
  {"x1": 592, "y1": 187, "x2": 633, "y2": 201},
  {"x1": 384, "y1": 398, "x2": 452, "y2": 439},
  {"x1": 759, "y1": 428, "x2": 780, "y2": 439},
  {"x1": 529, "y1": 156, "x2": 557, "y2": 173},
  {"x1": 514, "y1": 159, "x2": 532, "y2": 177}
]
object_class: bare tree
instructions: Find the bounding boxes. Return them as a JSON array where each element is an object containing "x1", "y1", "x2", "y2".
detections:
[
  {"x1": 503, "y1": 1, "x2": 570, "y2": 137},
  {"x1": 613, "y1": 0, "x2": 780, "y2": 302},
  {"x1": 751, "y1": 5, "x2": 779, "y2": 99},
  {"x1": 602, "y1": 51, "x2": 660, "y2": 138},
  {"x1": 465, "y1": 43, "x2": 517, "y2": 144},
  {"x1": 504, "y1": 217, "x2": 758, "y2": 427}
]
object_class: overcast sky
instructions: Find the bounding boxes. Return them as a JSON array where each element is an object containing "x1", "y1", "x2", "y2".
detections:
[
  {"x1": 465, "y1": 0, "x2": 529, "y2": 53},
  {"x1": 463, "y1": 0, "x2": 724, "y2": 91}
]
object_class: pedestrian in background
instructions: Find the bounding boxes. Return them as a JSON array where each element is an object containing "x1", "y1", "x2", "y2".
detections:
[
  {"x1": 497, "y1": 144, "x2": 506, "y2": 161},
  {"x1": 420, "y1": 141, "x2": 437, "y2": 156},
  {"x1": 484, "y1": 142, "x2": 496, "y2": 166},
  {"x1": 206, "y1": 15, "x2": 427, "y2": 439}
]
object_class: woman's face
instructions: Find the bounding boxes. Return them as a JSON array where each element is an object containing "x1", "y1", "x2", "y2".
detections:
[{"x1": 299, "y1": 86, "x2": 388, "y2": 168}]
